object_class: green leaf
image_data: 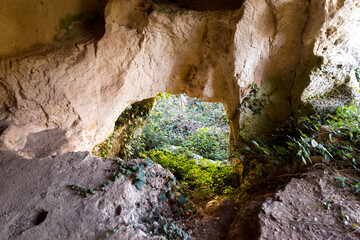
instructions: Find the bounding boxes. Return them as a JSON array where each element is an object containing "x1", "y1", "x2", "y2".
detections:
[
  {"x1": 131, "y1": 165, "x2": 138, "y2": 171},
  {"x1": 297, "y1": 149, "x2": 303, "y2": 156},
  {"x1": 134, "y1": 180, "x2": 143, "y2": 190},
  {"x1": 146, "y1": 158, "x2": 154, "y2": 166},
  {"x1": 301, "y1": 156, "x2": 306, "y2": 165},
  {"x1": 158, "y1": 192, "x2": 167, "y2": 203},
  {"x1": 163, "y1": 222, "x2": 168, "y2": 234},
  {"x1": 177, "y1": 195, "x2": 187, "y2": 204},
  {"x1": 136, "y1": 171, "x2": 145, "y2": 181},
  {"x1": 311, "y1": 139, "x2": 318, "y2": 148}
]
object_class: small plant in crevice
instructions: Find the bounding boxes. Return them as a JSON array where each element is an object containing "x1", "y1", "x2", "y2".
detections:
[
  {"x1": 69, "y1": 185, "x2": 96, "y2": 198},
  {"x1": 151, "y1": 215, "x2": 189, "y2": 240},
  {"x1": 104, "y1": 213, "x2": 189, "y2": 240}
]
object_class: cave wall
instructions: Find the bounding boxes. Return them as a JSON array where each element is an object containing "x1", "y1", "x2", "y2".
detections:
[
  {"x1": 0, "y1": 0, "x2": 359, "y2": 158},
  {"x1": 0, "y1": 0, "x2": 107, "y2": 56}
]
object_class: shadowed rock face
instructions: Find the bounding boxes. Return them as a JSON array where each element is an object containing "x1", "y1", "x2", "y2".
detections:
[{"x1": 0, "y1": 0, "x2": 359, "y2": 157}]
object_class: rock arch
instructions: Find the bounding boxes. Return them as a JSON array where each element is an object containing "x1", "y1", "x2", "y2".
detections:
[{"x1": 0, "y1": 0, "x2": 359, "y2": 158}]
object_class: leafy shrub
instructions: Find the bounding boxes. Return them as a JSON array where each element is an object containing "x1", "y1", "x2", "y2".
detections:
[
  {"x1": 139, "y1": 94, "x2": 230, "y2": 161},
  {"x1": 188, "y1": 127, "x2": 229, "y2": 161},
  {"x1": 234, "y1": 99, "x2": 360, "y2": 194}
]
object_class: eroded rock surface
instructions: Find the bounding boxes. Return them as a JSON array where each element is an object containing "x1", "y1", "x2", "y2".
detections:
[
  {"x1": 257, "y1": 171, "x2": 360, "y2": 240},
  {"x1": 0, "y1": 0, "x2": 359, "y2": 156},
  {"x1": 188, "y1": 170, "x2": 360, "y2": 239},
  {"x1": 0, "y1": 151, "x2": 183, "y2": 240}
]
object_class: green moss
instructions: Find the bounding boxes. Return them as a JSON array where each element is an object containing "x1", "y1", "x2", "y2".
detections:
[{"x1": 144, "y1": 149, "x2": 240, "y2": 205}]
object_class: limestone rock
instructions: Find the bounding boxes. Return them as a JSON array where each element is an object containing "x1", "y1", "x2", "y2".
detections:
[
  {"x1": 257, "y1": 172, "x2": 360, "y2": 240},
  {"x1": 184, "y1": 171, "x2": 360, "y2": 239},
  {"x1": 0, "y1": 151, "x2": 183, "y2": 240},
  {"x1": 0, "y1": 125, "x2": 28, "y2": 151},
  {"x1": 0, "y1": 0, "x2": 359, "y2": 156}
]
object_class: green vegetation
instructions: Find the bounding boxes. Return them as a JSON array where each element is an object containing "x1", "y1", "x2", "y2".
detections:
[
  {"x1": 93, "y1": 93, "x2": 237, "y2": 205},
  {"x1": 140, "y1": 94, "x2": 229, "y2": 161},
  {"x1": 93, "y1": 97, "x2": 156, "y2": 159},
  {"x1": 234, "y1": 100, "x2": 360, "y2": 195},
  {"x1": 239, "y1": 83, "x2": 264, "y2": 115},
  {"x1": 92, "y1": 77, "x2": 360, "y2": 209},
  {"x1": 355, "y1": 68, "x2": 360, "y2": 81},
  {"x1": 142, "y1": 150, "x2": 239, "y2": 204},
  {"x1": 136, "y1": 94, "x2": 236, "y2": 204}
]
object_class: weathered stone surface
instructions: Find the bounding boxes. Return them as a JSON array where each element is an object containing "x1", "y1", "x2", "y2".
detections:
[
  {"x1": 0, "y1": 0, "x2": 359, "y2": 156},
  {"x1": 292, "y1": 0, "x2": 360, "y2": 113},
  {"x1": 0, "y1": 0, "x2": 107, "y2": 56},
  {"x1": 0, "y1": 151, "x2": 182, "y2": 240},
  {"x1": 257, "y1": 171, "x2": 360, "y2": 240}
]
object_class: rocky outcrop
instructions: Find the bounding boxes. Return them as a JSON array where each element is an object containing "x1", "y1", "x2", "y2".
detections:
[
  {"x1": 0, "y1": 0, "x2": 359, "y2": 156},
  {"x1": 185, "y1": 170, "x2": 360, "y2": 240},
  {"x1": 0, "y1": 151, "x2": 185, "y2": 240},
  {"x1": 256, "y1": 171, "x2": 360, "y2": 240}
]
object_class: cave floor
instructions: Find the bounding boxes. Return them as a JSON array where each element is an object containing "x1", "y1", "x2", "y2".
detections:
[{"x1": 0, "y1": 151, "x2": 360, "y2": 239}]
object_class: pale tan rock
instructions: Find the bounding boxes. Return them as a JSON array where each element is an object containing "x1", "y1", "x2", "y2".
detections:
[
  {"x1": 0, "y1": 0, "x2": 358, "y2": 156},
  {"x1": 0, "y1": 125, "x2": 28, "y2": 151}
]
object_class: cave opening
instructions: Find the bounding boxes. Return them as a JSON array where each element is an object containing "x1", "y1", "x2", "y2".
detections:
[
  {"x1": 141, "y1": 93, "x2": 230, "y2": 162},
  {"x1": 93, "y1": 93, "x2": 231, "y2": 162},
  {"x1": 92, "y1": 93, "x2": 240, "y2": 204}
]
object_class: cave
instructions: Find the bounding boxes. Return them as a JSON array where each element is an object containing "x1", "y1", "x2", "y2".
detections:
[
  {"x1": 1, "y1": 0, "x2": 360, "y2": 239},
  {"x1": 93, "y1": 93, "x2": 230, "y2": 161}
]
